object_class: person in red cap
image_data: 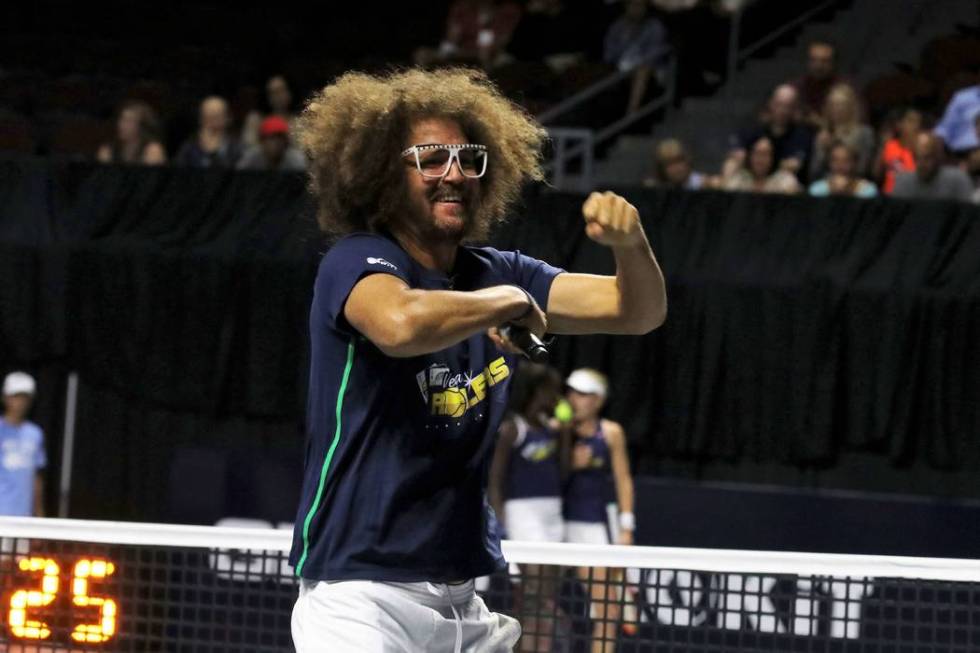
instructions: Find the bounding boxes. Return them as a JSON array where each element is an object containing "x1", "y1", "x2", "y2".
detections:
[{"x1": 238, "y1": 115, "x2": 307, "y2": 171}]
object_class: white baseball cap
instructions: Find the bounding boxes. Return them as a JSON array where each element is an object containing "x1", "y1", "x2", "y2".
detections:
[
  {"x1": 566, "y1": 369, "x2": 608, "y2": 398},
  {"x1": 3, "y1": 372, "x2": 36, "y2": 397}
]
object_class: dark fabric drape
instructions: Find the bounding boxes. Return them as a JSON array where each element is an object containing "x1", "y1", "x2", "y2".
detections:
[
  {"x1": 1, "y1": 158, "x2": 979, "y2": 519},
  {"x1": 502, "y1": 188, "x2": 980, "y2": 472}
]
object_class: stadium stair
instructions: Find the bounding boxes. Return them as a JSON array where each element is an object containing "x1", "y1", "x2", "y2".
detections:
[{"x1": 593, "y1": 0, "x2": 980, "y2": 187}]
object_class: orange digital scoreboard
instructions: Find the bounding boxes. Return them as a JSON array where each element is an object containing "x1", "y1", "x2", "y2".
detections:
[
  {"x1": 1, "y1": 524, "x2": 299, "y2": 651},
  {"x1": 4, "y1": 555, "x2": 117, "y2": 647}
]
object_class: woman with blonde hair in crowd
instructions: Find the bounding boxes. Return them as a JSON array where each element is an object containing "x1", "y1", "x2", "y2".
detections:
[
  {"x1": 809, "y1": 83, "x2": 874, "y2": 180},
  {"x1": 643, "y1": 138, "x2": 714, "y2": 189}
]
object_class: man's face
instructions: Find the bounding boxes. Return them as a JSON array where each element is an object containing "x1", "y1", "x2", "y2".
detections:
[
  {"x1": 260, "y1": 134, "x2": 288, "y2": 162},
  {"x1": 769, "y1": 87, "x2": 797, "y2": 126},
  {"x1": 403, "y1": 117, "x2": 481, "y2": 242},
  {"x1": 897, "y1": 110, "x2": 922, "y2": 140},
  {"x1": 914, "y1": 134, "x2": 941, "y2": 180},
  {"x1": 566, "y1": 389, "x2": 604, "y2": 421},
  {"x1": 807, "y1": 43, "x2": 835, "y2": 80},
  {"x1": 118, "y1": 108, "x2": 140, "y2": 142},
  {"x1": 201, "y1": 99, "x2": 228, "y2": 133},
  {"x1": 267, "y1": 77, "x2": 292, "y2": 114},
  {"x1": 3, "y1": 393, "x2": 31, "y2": 420},
  {"x1": 965, "y1": 148, "x2": 980, "y2": 176}
]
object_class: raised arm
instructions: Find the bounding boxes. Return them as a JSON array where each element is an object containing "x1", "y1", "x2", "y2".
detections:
[
  {"x1": 344, "y1": 273, "x2": 545, "y2": 357},
  {"x1": 547, "y1": 191, "x2": 666, "y2": 335}
]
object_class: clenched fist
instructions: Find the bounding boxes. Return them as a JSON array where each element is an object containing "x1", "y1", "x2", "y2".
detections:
[{"x1": 581, "y1": 191, "x2": 644, "y2": 248}]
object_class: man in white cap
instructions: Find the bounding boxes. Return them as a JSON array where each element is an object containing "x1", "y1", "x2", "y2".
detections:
[{"x1": 1, "y1": 372, "x2": 46, "y2": 517}]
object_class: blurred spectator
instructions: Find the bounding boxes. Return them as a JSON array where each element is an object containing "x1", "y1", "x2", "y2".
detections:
[
  {"x1": 791, "y1": 40, "x2": 850, "y2": 126},
  {"x1": 809, "y1": 84, "x2": 874, "y2": 180},
  {"x1": 174, "y1": 96, "x2": 242, "y2": 168},
  {"x1": 644, "y1": 138, "x2": 712, "y2": 189},
  {"x1": 656, "y1": 0, "x2": 729, "y2": 97},
  {"x1": 893, "y1": 133, "x2": 973, "y2": 201},
  {"x1": 506, "y1": 0, "x2": 583, "y2": 69},
  {"x1": 0, "y1": 372, "x2": 45, "y2": 517},
  {"x1": 241, "y1": 75, "x2": 299, "y2": 148},
  {"x1": 934, "y1": 83, "x2": 980, "y2": 153},
  {"x1": 96, "y1": 100, "x2": 167, "y2": 166},
  {"x1": 876, "y1": 107, "x2": 922, "y2": 194},
  {"x1": 237, "y1": 116, "x2": 306, "y2": 172},
  {"x1": 604, "y1": 0, "x2": 671, "y2": 115},
  {"x1": 722, "y1": 135, "x2": 801, "y2": 194},
  {"x1": 414, "y1": 0, "x2": 523, "y2": 69},
  {"x1": 729, "y1": 84, "x2": 813, "y2": 181},
  {"x1": 808, "y1": 141, "x2": 878, "y2": 198}
]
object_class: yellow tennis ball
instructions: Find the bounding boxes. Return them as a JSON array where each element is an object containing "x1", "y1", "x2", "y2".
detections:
[{"x1": 555, "y1": 399, "x2": 573, "y2": 423}]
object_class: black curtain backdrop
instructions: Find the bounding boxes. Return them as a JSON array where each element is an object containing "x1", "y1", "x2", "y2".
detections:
[{"x1": 1, "y1": 157, "x2": 979, "y2": 521}]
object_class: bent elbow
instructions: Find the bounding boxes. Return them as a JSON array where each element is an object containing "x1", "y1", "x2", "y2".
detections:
[{"x1": 625, "y1": 304, "x2": 666, "y2": 335}]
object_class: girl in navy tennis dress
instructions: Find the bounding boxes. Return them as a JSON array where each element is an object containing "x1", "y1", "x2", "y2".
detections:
[
  {"x1": 562, "y1": 368, "x2": 636, "y2": 653},
  {"x1": 489, "y1": 363, "x2": 564, "y2": 651}
]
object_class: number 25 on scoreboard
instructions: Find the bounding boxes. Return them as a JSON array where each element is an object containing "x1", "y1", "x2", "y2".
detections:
[{"x1": 7, "y1": 557, "x2": 117, "y2": 644}]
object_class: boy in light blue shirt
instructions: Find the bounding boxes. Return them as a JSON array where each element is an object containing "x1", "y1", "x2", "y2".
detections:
[{"x1": 0, "y1": 372, "x2": 45, "y2": 517}]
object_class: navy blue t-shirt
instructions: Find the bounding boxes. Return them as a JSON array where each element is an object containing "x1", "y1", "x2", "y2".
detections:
[{"x1": 289, "y1": 232, "x2": 564, "y2": 582}]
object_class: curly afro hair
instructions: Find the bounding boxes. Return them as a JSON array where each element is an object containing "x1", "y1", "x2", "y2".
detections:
[{"x1": 295, "y1": 67, "x2": 547, "y2": 240}]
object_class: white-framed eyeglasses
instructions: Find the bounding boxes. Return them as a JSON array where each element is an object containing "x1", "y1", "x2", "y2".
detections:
[{"x1": 401, "y1": 143, "x2": 488, "y2": 179}]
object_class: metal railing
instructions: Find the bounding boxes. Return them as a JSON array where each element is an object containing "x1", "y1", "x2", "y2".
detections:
[
  {"x1": 545, "y1": 127, "x2": 594, "y2": 192},
  {"x1": 536, "y1": 50, "x2": 673, "y2": 126},
  {"x1": 539, "y1": 54, "x2": 677, "y2": 190},
  {"x1": 536, "y1": 0, "x2": 841, "y2": 189},
  {"x1": 595, "y1": 58, "x2": 676, "y2": 145}
]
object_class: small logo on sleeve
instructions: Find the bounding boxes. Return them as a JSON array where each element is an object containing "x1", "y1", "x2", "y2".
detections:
[{"x1": 366, "y1": 257, "x2": 398, "y2": 271}]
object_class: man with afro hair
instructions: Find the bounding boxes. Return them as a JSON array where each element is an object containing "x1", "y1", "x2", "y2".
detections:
[{"x1": 289, "y1": 67, "x2": 666, "y2": 652}]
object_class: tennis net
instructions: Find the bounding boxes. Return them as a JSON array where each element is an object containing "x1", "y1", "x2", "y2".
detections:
[{"x1": 1, "y1": 516, "x2": 979, "y2": 652}]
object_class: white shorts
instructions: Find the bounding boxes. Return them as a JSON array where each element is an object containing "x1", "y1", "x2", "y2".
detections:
[
  {"x1": 564, "y1": 520, "x2": 611, "y2": 545},
  {"x1": 504, "y1": 497, "x2": 563, "y2": 542},
  {"x1": 291, "y1": 578, "x2": 520, "y2": 653}
]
